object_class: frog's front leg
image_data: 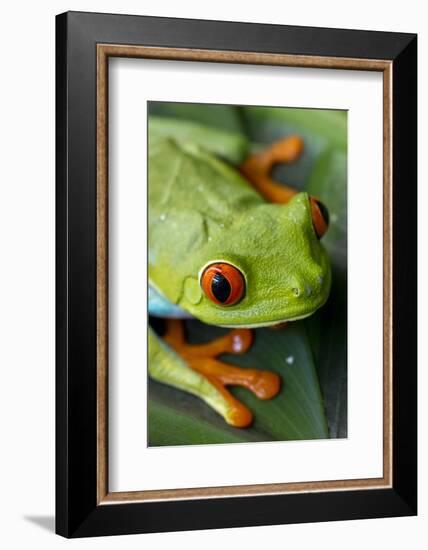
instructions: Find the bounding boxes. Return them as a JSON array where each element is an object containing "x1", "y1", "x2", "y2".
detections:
[
  {"x1": 240, "y1": 136, "x2": 328, "y2": 238},
  {"x1": 149, "y1": 321, "x2": 280, "y2": 427}
]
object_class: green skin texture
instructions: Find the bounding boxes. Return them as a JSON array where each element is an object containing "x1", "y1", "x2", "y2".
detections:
[{"x1": 148, "y1": 117, "x2": 331, "y2": 426}]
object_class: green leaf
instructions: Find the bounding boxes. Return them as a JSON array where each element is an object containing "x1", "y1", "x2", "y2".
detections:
[
  {"x1": 304, "y1": 264, "x2": 347, "y2": 438},
  {"x1": 306, "y1": 150, "x2": 347, "y2": 437},
  {"x1": 148, "y1": 102, "x2": 246, "y2": 133}
]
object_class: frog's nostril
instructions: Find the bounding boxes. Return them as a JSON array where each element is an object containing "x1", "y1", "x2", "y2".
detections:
[
  {"x1": 317, "y1": 273, "x2": 325, "y2": 287},
  {"x1": 292, "y1": 287, "x2": 301, "y2": 297}
]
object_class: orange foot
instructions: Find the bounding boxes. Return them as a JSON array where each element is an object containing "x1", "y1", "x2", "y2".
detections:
[{"x1": 163, "y1": 319, "x2": 281, "y2": 428}]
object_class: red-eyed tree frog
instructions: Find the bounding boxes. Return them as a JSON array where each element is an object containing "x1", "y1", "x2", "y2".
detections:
[{"x1": 148, "y1": 116, "x2": 331, "y2": 428}]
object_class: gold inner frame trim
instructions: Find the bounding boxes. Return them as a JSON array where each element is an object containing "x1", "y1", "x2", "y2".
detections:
[{"x1": 96, "y1": 43, "x2": 393, "y2": 505}]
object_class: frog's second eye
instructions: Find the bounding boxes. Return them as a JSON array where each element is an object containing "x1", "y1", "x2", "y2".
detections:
[
  {"x1": 310, "y1": 197, "x2": 330, "y2": 239},
  {"x1": 200, "y1": 263, "x2": 245, "y2": 306}
]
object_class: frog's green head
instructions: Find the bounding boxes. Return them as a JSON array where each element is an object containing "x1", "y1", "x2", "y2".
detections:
[{"x1": 179, "y1": 192, "x2": 331, "y2": 328}]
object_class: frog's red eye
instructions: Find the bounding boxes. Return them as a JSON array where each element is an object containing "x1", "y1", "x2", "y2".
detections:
[
  {"x1": 310, "y1": 197, "x2": 330, "y2": 238},
  {"x1": 200, "y1": 263, "x2": 245, "y2": 306}
]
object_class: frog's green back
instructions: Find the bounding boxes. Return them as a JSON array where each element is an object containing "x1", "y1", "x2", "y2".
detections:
[{"x1": 148, "y1": 120, "x2": 263, "y2": 304}]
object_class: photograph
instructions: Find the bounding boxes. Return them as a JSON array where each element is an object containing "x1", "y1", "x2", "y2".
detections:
[{"x1": 147, "y1": 101, "x2": 348, "y2": 446}]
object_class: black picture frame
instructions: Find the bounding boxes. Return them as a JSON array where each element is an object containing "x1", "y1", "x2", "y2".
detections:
[{"x1": 56, "y1": 11, "x2": 417, "y2": 538}]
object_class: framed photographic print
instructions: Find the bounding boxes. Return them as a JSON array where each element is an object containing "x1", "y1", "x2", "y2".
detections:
[{"x1": 56, "y1": 11, "x2": 417, "y2": 537}]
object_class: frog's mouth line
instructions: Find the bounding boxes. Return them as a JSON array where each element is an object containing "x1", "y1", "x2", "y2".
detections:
[{"x1": 218, "y1": 309, "x2": 316, "y2": 329}]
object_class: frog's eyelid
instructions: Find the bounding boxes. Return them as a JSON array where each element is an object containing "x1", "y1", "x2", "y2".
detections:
[{"x1": 198, "y1": 260, "x2": 244, "y2": 282}]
